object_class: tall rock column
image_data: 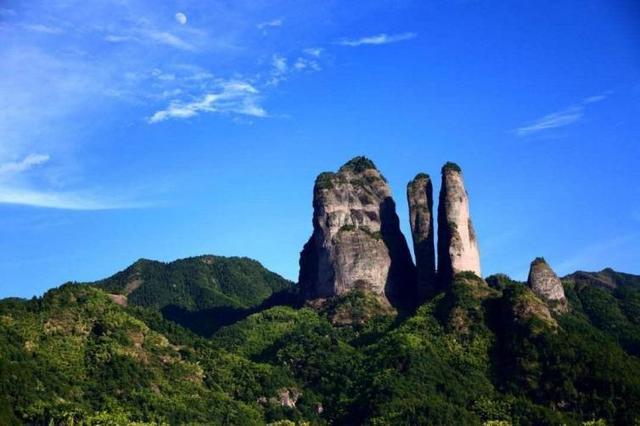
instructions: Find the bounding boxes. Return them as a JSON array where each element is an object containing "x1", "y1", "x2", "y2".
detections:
[
  {"x1": 298, "y1": 156, "x2": 416, "y2": 307},
  {"x1": 527, "y1": 257, "x2": 568, "y2": 313},
  {"x1": 407, "y1": 173, "x2": 436, "y2": 300},
  {"x1": 437, "y1": 162, "x2": 482, "y2": 285}
]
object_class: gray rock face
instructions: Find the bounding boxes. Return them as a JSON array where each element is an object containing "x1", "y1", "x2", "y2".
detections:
[
  {"x1": 437, "y1": 163, "x2": 482, "y2": 284},
  {"x1": 407, "y1": 173, "x2": 436, "y2": 299},
  {"x1": 299, "y1": 157, "x2": 416, "y2": 306},
  {"x1": 527, "y1": 258, "x2": 568, "y2": 313}
]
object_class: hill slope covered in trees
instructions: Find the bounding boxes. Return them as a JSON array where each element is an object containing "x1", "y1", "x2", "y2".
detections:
[{"x1": 1, "y1": 258, "x2": 640, "y2": 425}]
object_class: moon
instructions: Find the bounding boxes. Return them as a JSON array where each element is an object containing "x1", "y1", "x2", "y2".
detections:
[{"x1": 175, "y1": 12, "x2": 187, "y2": 25}]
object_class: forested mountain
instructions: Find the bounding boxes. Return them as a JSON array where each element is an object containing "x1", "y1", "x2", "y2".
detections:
[{"x1": 1, "y1": 265, "x2": 639, "y2": 425}]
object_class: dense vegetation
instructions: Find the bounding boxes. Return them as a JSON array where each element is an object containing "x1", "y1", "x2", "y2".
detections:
[
  {"x1": 93, "y1": 256, "x2": 292, "y2": 311},
  {"x1": 1, "y1": 259, "x2": 640, "y2": 425},
  {"x1": 339, "y1": 156, "x2": 377, "y2": 173}
]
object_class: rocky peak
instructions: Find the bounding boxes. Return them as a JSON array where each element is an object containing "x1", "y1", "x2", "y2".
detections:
[
  {"x1": 527, "y1": 257, "x2": 568, "y2": 313},
  {"x1": 298, "y1": 156, "x2": 416, "y2": 307},
  {"x1": 407, "y1": 173, "x2": 436, "y2": 300},
  {"x1": 437, "y1": 162, "x2": 482, "y2": 284}
]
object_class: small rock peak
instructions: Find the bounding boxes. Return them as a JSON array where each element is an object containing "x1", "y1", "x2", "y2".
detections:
[
  {"x1": 437, "y1": 162, "x2": 482, "y2": 286},
  {"x1": 527, "y1": 257, "x2": 568, "y2": 314},
  {"x1": 407, "y1": 172, "x2": 436, "y2": 300}
]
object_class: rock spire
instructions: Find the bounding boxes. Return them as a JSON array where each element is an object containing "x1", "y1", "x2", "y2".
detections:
[
  {"x1": 407, "y1": 173, "x2": 437, "y2": 299},
  {"x1": 437, "y1": 162, "x2": 482, "y2": 284},
  {"x1": 527, "y1": 257, "x2": 568, "y2": 313},
  {"x1": 298, "y1": 156, "x2": 416, "y2": 306}
]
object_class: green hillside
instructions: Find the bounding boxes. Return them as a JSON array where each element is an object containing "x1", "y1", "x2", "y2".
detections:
[
  {"x1": 1, "y1": 265, "x2": 640, "y2": 424},
  {"x1": 92, "y1": 255, "x2": 293, "y2": 310}
]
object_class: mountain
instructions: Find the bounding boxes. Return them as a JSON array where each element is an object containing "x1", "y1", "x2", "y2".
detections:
[
  {"x1": 92, "y1": 255, "x2": 293, "y2": 310},
  {"x1": 89, "y1": 255, "x2": 295, "y2": 336},
  {"x1": 3, "y1": 267, "x2": 639, "y2": 424},
  {"x1": 1, "y1": 157, "x2": 640, "y2": 425},
  {"x1": 0, "y1": 284, "x2": 285, "y2": 425}
]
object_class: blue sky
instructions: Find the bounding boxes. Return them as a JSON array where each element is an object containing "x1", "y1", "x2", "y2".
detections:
[{"x1": 1, "y1": 0, "x2": 639, "y2": 298}]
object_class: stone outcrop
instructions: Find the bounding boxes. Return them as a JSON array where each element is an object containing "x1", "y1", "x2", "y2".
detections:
[
  {"x1": 527, "y1": 257, "x2": 568, "y2": 313},
  {"x1": 298, "y1": 157, "x2": 416, "y2": 306},
  {"x1": 437, "y1": 162, "x2": 482, "y2": 284},
  {"x1": 407, "y1": 173, "x2": 436, "y2": 299}
]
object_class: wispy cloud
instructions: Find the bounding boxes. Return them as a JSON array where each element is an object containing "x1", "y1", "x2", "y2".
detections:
[
  {"x1": 0, "y1": 153, "x2": 140, "y2": 209},
  {"x1": 257, "y1": 18, "x2": 283, "y2": 30},
  {"x1": 149, "y1": 81, "x2": 266, "y2": 123},
  {"x1": 0, "y1": 154, "x2": 50, "y2": 176},
  {"x1": 515, "y1": 92, "x2": 611, "y2": 137},
  {"x1": 0, "y1": 187, "x2": 139, "y2": 210},
  {"x1": 272, "y1": 54, "x2": 287, "y2": 74},
  {"x1": 267, "y1": 52, "x2": 321, "y2": 86},
  {"x1": 337, "y1": 32, "x2": 417, "y2": 47},
  {"x1": 294, "y1": 57, "x2": 321, "y2": 71},
  {"x1": 145, "y1": 31, "x2": 195, "y2": 51},
  {"x1": 303, "y1": 47, "x2": 323, "y2": 57},
  {"x1": 515, "y1": 107, "x2": 583, "y2": 137},
  {"x1": 106, "y1": 30, "x2": 196, "y2": 50},
  {"x1": 22, "y1": 23, "x2": 63, "y2": 34}
]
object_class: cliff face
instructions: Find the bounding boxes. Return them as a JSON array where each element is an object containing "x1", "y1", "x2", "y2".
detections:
[
  {"x1": 437, "y1": 163, "x2": 482, "y2": 284},
  {"x1": 527, "y1": 257, "x2": 568, "y2": 313},
  {"x1": 298, "y1": 157, "x2": 416, "y2": 306},
  {"x1": 407, "y1": 173, "x2": 436, "y2": 299}
]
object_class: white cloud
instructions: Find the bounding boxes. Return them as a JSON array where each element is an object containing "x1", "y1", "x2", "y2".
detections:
[
  {"x1": 583, "y1": 94, "x2": 609, "y2": 104},
  {"x1": 149, "y1": 81, "x2": 266, "y2": 123},
  {"x1": 303, "y1": 47, "x2": 323, "y2": 57},
  {"x1": 515, "y1": 93, "x2": 611, "y2": 137},
  {"x1": 175, "y1": 12, "x2": 187, "y2": 25},
  {"x1": 515, "y1": 107, "x2": 583, "y2": 137},
  {"x1": 0, "y1": 154, "x2": 50, "y2": 176},
  {"x1": 145, "y1": 31, "x2": 194, "y2": 51},
  {"x1": 22, "y1": 23, "x2": 64, "y2": 34},
  {"x1": 0, "y1": 187, "x2": 137, "y2": 210},
  {"x1": 105, "y1": 30, "x2": 196, "y2": 51},
  {"x1": 267, "y1": 54, "x2": 289, "y2": 86},
  {"x1": 272, "y1": 54, "x2": 287, "y2": 73},
  {"x1": 105, "y1": 34, "x2": 135, "y2": 43},
  {"x1": 294, "y1": 57, "x2": 320, "y2": 71},
  {"x1": 257, "y1": 18, "x2": 283, "y2": 30},
  {"x1": 337, "y1": 32, "x2": 417, "y2": 47}
]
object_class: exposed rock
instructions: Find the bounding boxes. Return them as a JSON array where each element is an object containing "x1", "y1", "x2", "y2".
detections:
[
  {"x1": 527, "y1": 257, "x2": 568, "y2": 313},
  {"x1": 275, "y1": 388, "x2": 301, "y2": 408},
  {"x1": 437, "y1": 162, "x2": 482, "y2": 284},
  {"x1": 504, "y1": 284, "x2": 558, "y2": 333},
  {"x1": 258, "y1": 388, "x2": 301, "y2": 408},
  {"x1": 107, "y1": 293, "x2": 128, "y2": 307},
  {"x1": 407, "y1": 173, "x2": 437, "y2": 300},
  {"x1": 298, "y1": 156, "x2": 416, "y2": 307}
]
